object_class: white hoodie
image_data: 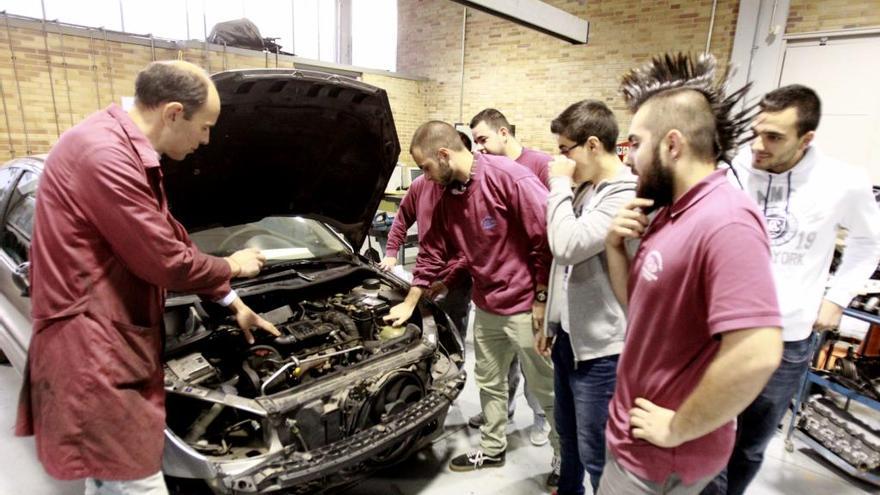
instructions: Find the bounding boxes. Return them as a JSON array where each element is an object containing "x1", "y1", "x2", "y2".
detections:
[{"x1": 728, "y1": 145, "x2": 880, "y2": 341}]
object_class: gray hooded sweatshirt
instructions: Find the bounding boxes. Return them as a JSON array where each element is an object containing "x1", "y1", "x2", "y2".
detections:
[{"x1": 544, "y1": 166, "x2": 637, "y2": 363}]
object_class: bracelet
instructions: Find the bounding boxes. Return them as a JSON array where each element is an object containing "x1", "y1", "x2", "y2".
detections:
[{"x1": 216, "y1": 289, "x2": 238, "y2": 307}]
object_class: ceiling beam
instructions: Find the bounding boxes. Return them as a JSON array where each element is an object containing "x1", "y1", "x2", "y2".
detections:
[{"x1": 449, "y1": 0, "x2": 589, "y2": 44}]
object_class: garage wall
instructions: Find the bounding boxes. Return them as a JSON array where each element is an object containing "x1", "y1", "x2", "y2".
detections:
[
  {"x1": 397, "y1": 0, "x2": 741, "y2": 155},
  {"x1": 362, "y1": 73, "x2": 427, "y2": 165},
  {"x1": 787, "y1": 0, "x2": 880, "y2": 34},
  {"x1": 0, "y1": 15, "x2": 426, "y2": 164}
]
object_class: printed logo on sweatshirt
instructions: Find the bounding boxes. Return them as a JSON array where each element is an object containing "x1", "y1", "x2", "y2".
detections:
[
  {"x1": 764, "y1": 206, "x2": 799, "y2": 247},
  {"x1": 641, "y1": 250, "x2": 663, "y2": 282},
  {"x1": 481, "y1": 216, "x2": 498, "y2": 231}
]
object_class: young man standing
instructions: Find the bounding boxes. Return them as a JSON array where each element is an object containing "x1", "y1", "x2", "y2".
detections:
[
  {"x1": 470, "y1": 107, "x2": 551, "y2": 186},
  {"x1": 540, "y1": 100, "x2": 636, "y2": 494},
  {"x1": 599, "y1": 53, "x2": 783, "y2": 494},
  {"x1": 384, "y1": 121, "x2": 559, "y2": 484},
  {"x1": 705, "y1": 85, "x2": 880, "y2": 494},
  {"x1": 469, "y1": 107, "x2": 553, "y2": 449}
]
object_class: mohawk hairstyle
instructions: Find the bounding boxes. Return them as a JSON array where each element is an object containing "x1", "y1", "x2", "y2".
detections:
[{"x1": 620, "y1": 52, "x2": 754, "y2": 164}]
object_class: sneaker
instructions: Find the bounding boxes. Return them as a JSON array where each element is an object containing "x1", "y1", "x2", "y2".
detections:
[
  {"x1": 449, "y1": 449, "x2": 506, "y2": 472},
  {"x1": 467, "y1": 411, "x2": 514, "y2": 429},
  {"x1": 529, "y1": 418, "x2": 551, "y2": 446},
  {"x1": 546, "y1": 454, "x2": 561, "y2": 487}
]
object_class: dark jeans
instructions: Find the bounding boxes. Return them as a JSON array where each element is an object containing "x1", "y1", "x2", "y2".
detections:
[
  {"x1": 702, "y1": 335, "x2": 814, "y2": 495},
  {"x1": 552, "y1": 330, "x2": 619, "y2": 494}
]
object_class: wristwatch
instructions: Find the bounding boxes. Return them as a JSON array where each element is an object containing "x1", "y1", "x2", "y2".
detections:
[{"x1": 535, "y1": 289, "x2": 548, "y2": 303}]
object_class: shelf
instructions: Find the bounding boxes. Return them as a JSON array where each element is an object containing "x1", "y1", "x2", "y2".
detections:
[
  {"x1": 807, "y1": 373, "x2": 880, "y2": 410},
  {"x1": 793, "y1": 429, "x2": 880, "y2": 487},
  {"x1": 843, "y1": 307, "x2": 880, "y2": 326}
]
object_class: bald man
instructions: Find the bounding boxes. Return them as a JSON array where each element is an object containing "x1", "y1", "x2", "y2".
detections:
[{"x1": 16, "y1": 61, "x2": 279, "y2": 494}]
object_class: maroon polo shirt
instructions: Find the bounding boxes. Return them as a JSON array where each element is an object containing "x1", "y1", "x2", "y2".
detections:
[
  {"x1": 515, "y1": 146, "x2": 551, "y2": 187},
  {"x1": 412, "y1": 153, "x2": 550, "y2": 315},
  {"x1": 606, "y1": 170, "x2": 781, "y2": 484}
]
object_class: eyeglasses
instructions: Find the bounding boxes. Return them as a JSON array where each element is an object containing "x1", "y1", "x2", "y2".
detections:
[{"x1": 559, "y1": 142, "x2": 584, "y2": 155}]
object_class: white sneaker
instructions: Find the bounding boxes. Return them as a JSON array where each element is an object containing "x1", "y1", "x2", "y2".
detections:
[
  {"x1": 547, "y1": 454, "x2": 561, "y2": 487},
  {"x1": 529, "y1": 418, "x2": 551, "y2": 446}
]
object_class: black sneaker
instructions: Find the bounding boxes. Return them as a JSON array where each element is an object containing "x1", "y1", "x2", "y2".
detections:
[
  {"x1": 467, "y1": 411, "x2": 515, "y2": 429},
  {"x1": 449, "y1": 449, "x2": 506, "y2": 472},
  {"x1": 546, "y1": 454, "x2": 561, "y2": 487}
]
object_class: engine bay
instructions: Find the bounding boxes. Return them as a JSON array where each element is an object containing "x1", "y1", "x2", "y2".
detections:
[{"x1": 159, "y1": 269, "x2": 464, "y2": 465}]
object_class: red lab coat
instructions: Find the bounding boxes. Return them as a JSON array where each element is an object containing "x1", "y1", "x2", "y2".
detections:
[{"x1": 16, "y1": 104, "x2": 231, "y2": 480}]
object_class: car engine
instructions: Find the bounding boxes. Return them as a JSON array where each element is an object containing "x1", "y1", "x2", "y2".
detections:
[{"x1": 159, "y1": 270, "x2": 465, "y2": 485}]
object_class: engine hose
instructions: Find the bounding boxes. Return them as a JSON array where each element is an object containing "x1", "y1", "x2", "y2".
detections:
[
  {"x1": 184, "y1": 402, "x2": 225, "y2": 444},
  {"x1": 321, "y1": 310, "x2": 359, "y2": 339}
]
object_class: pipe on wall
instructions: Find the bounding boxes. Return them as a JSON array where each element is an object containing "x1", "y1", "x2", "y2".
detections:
[
  {"x1": 87, "y1": 28, "x2": 102, "y2": 110},
  {"x1": 102, "y1": 28, "x2": 117, "y2": 104},
  {"x1": 0, "y1": 77, "x2": 15, "y2": 158},
  {"x1": 4, "y1": 12, "x2": 32, "y2": 155},
  {"x1": 56, "y1": 19, "x2": 74, "y2": 127},
  {"x1": 39, "y1": 0, "x2": 60, "y2": 138},
  {"x1": 202, "y1": 9, "x2": 210, "y2": 72},
  {"x1": 458, "y1": 7, "x2": 467, "y2": 124},
  {"x1": 705, "y1": 0, "x2": 719, "y2": 54}
]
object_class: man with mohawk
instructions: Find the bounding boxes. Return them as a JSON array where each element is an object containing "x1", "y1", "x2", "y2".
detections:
[{"x1": 598, "y1": 53, "x2": 783, "y2": 494}]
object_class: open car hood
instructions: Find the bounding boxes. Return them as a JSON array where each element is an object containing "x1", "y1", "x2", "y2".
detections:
[{"x1": 161, "y1": 69, "x2": 401, "y2": 249}]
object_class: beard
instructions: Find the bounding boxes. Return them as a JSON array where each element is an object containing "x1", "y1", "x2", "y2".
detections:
[
  {"x1": 752, "y1": 145, "x2": 800, "y2": 174},
  {"x1": 435, "y1": 157, "x2": 456, "y2": 186},
  {"x1": 635, "y1": 143, "x2": 674, "y2": 214}
]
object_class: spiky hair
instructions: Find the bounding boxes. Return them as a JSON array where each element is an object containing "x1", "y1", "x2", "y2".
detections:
[{"x1": 620, "y1": 52, "x2": 754, "y2": 164}]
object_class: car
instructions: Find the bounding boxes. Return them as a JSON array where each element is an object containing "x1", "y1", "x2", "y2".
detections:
[{"x1": 0, "y1": 69, "x2": 466, "y2": 494}]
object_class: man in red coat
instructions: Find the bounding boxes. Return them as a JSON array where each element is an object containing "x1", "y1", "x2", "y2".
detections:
[{"x1": 16, "y1": 60, "x2": 279, "y2": 494}]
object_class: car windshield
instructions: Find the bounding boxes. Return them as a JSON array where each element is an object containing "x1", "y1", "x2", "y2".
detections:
[{"x1": 189, "y1": 216, "x2": 350, "y2": 261}]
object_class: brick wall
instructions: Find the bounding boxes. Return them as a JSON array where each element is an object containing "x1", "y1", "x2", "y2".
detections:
[
  {"x1": 0, "y1": 16, "x2": 426, "y2": 163},
  {"x1": 397, "y1": 0, "x2": 741, "y2": 155},
  {"x1": 787, "y1": 0, "x2": 880, "y2": 34},
  {"x1": 5, "y1": 2, "x2": 873, "y2": 166},
  {"x1": 362, "y1": 73, "x2": 426, "y2": 165}
]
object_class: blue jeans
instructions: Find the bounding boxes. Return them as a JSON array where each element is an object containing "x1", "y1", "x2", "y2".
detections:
[
  {"x1": 552, "y1": 330, "x2": 619, "y2": 494},
  {"x1": 702, "y1": 335, "x2": 815, "y2": 495}
]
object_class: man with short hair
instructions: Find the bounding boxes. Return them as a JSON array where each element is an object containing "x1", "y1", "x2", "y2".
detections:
[
  {"x1": 469, "y1": 107, "x2": 553, "y2": 450},
  {"x1": 377, "y1": 131, "x2": 474, "y2": 338},
  {"x1": 704, "y1": 85, "x2": 880, "y2": 494},
  {"x1": 599, "y1": 53, "x2": 783, "y2": 494},
  {"x1": 470, "y1": 108, "x2": 551, "y2": 186},
  {"x1": 384, "y1": 121, "x2": 559, "y2": 484},
  {"x1": 16, "y1": 60, "x2": 279, "y2": 495},
  {"x1": 540, "y1": 99, "x2": 636, "y2": 494}
]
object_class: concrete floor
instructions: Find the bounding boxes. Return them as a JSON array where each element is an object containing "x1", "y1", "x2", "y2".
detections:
[{"x1": 0, "y1": 326, "x2": 876, "y2": 495}]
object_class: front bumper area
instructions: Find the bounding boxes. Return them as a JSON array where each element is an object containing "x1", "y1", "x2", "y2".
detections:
[{"x1": 219, "y1": 374, "x2": 465, "y2": 494}]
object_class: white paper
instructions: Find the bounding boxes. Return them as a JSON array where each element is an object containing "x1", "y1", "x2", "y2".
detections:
[
  {"x1": 391, "y1": 265, "x2": 413, "y2": 283},
  {"x1": 261, "y1": 248, "x2": 313, "y2": 261}
]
